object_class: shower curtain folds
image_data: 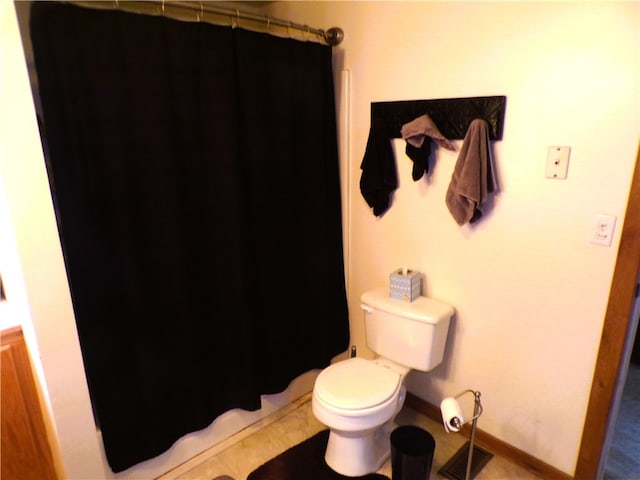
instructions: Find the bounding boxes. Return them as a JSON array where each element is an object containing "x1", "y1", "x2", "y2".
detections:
[{"x1": 30, "y1": 2, "x2": 349, "y2": 472}]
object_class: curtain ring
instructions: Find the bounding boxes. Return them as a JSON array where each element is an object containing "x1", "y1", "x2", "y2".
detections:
[
  {"x1": 266, "y1": 16, "x2": 270, "y2": 30},
  {"x1": 234, "y1": 9, "x2": 240, "y2": 29},
  {"x1": 161, "y1": 0, "x2": 165, "y2": 15},
  {"x1": 231, "y1": 9, "x2": 239, "y2": 29},
  {"x1": 196, "y1": 2, "x2": 203, "y2": 22}
]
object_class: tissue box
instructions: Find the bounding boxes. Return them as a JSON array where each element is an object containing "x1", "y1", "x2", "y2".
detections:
[{"x1": 389, "y1": 268, "x2": 421, "y2": 302}]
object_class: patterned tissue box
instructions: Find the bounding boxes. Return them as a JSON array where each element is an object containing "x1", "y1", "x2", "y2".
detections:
[{"x1": 389, "y1": 268, "x2": 421, "y2": 302}]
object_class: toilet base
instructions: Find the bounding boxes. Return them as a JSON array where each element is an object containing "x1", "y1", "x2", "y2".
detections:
[{"x1": 324, "y1": 420, "x2": 397, "y2": 477}]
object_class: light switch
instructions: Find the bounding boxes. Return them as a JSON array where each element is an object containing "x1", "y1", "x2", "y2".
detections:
[
  {"x1": 590, "y1": 214, "x2": 617, "y2": 247},
  {"x1": 546, "y1": 146, "x2": 571, "y2": 179}
]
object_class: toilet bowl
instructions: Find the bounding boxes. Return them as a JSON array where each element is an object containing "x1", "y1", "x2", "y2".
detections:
[
  {"x1": 312, "y1": 287, "x2": 454, "y2": 477},
  {"x1": 312, "y1": 357, "x2": 409, "y2": 476}
]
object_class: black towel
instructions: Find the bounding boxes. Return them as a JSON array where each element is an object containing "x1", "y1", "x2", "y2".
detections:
[
  {"x1": 405, "y1": 137, "x2": 432, "y2": 181},
  {"x1": 360, "y1": 117, "x2": 397, "y2": 216},
  {"x1": 400, "y1": 113, "x2": 454, "y2": 182}
]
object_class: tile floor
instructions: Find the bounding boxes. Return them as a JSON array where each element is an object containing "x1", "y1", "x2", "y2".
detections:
[{"x1": 160, "y1": 394, "x2": 544, "y2": 480}]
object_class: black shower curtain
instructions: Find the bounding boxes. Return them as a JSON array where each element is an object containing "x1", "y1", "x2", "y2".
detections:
[{"x1": 30, "y1": 3, "x2": 349, "y2": 472}]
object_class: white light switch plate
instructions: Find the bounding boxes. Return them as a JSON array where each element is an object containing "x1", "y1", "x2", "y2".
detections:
[{"x1": 546, "y1": 146, "x2": 571, "y2": 179}]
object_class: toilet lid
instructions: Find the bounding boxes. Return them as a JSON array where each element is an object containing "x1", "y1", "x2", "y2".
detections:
[{"x1": 315, "y1": 358, "x2": 401, "y2": 410}]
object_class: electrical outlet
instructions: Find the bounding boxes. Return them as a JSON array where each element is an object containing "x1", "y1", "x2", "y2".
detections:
[
  {"x1": 590, "y1": 214, "x2": 617, "y2": 246},
  {"x1": 546, "y1": 146, "x2": 571, "y2": 179}
]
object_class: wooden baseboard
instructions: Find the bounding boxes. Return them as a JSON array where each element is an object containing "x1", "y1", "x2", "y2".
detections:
[{"x1": 405, "y1": 393, "x2": 573, "y2": 480}]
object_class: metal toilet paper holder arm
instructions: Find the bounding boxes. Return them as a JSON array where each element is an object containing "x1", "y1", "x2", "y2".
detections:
[{"x1": 443, "y1": 389, "x2": 483, "y2": 432}]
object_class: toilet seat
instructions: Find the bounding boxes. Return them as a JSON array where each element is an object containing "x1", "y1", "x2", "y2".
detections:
[{"x1": 314, "y1": 358, "x2": 401, "y2": 410}]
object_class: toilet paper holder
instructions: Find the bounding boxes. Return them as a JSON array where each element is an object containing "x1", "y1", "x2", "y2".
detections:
[
  {"x1": 439, "y1": 389, "x2": 492, "y2": 480},
  {"x1": 441, "y1": 389, "x2": 483, "y2": 433}
]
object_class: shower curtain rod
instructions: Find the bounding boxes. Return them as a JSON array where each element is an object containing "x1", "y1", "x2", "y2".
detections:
[{"x1": 67, "y1": 1, "x2": 344, "y2": 46}]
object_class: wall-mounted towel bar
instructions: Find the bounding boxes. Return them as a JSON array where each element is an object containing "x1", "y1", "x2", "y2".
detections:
[{"x1": 370, "y1": 95, "x2": 506, "y2": 141}]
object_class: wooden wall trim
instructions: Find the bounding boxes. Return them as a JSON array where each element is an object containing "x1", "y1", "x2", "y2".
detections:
[
  {"x1": 574, "y1": 145, "x2": 640, "y2": 479},
  {"x1": 405, "y1": 393, "x2": 573, "y2": 480}
]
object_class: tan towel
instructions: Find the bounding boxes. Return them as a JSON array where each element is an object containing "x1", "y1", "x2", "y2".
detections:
[
  {"x1": 401, "y1": 114, "x2": 456, "y2": 151},
  {"x1": 446, "y1": 119, "x2": 496, "y2": 225}
]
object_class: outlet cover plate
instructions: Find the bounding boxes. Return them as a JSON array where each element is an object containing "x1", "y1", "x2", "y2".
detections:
[{"x1": 590, "y1": 214, "x2": 617, "y2": 246}]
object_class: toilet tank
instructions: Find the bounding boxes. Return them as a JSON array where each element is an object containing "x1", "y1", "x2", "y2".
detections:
[{"x1": 361, "y1": 287, "x2": 454, "y2": 372}]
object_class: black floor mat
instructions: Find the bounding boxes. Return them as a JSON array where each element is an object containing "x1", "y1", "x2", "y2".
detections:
[{"x1": 247, "y1": 430, "x2": 389, "y2": 480}]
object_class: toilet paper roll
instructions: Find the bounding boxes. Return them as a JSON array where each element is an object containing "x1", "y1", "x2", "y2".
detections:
[{"x1": 440, "y1": 397, "x2": 464, "y2": 432}]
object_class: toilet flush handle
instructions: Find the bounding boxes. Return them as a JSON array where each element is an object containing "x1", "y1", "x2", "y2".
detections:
[{"x1": 360, "y1": 304, "x2": 374, "y2": 313}]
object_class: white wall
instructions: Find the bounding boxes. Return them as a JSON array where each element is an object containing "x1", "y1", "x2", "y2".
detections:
[
  {"x1": 2, "y1": 0, "x2": 639, "y2": 478},
  {"x1": 0, "y1": 2, "x2": 107, "y2": 478},
  {"x1": 267, "y1": 1, "x2": 640, "y2": 475}
]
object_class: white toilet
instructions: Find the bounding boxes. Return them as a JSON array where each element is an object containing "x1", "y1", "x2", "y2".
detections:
[{"x1": 312, "y1": 287, "x2": 454, "y2": 477}]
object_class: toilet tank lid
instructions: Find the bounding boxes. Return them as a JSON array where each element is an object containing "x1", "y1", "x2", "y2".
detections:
[{"x1": 361, "y1": 287, "x2": 454, "y2": 324}]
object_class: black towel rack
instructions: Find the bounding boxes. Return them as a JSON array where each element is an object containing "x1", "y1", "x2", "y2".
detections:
[{"x1": 370, "y1": 95, "x2": 507, "y2": 141}]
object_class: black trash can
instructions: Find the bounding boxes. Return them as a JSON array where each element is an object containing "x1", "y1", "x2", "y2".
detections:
[{"x1": 390, "y1": 425, "x2": 435, "y2": 480}]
